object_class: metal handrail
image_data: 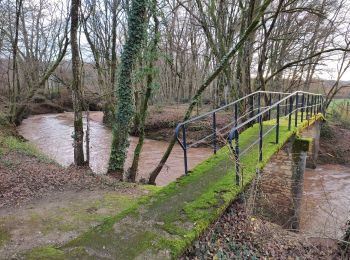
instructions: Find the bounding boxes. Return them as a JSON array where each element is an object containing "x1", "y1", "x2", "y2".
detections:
[
  {"x1": 175, "y1": 90, "x2": 296, "y2": 175},
  {"x1": 228, "y1": 90, "x2": 324, "y2": 185}
]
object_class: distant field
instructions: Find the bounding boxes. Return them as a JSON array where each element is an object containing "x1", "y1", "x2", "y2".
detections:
[{"x1": 330, "y1": 98, "x2": 350, "y2": 106}]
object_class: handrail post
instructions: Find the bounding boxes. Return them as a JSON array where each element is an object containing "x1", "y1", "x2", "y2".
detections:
[
  {"x1": 288, "y1": 96, "x2": 293, "y2": 130},
  {"x1": 182, "y1": 125, "x2": 188, "y2": 175},
  {"x1": 295, "y1": 92, "x2": 299, "y2": 127},
  {"x1": 306, "y1": 94, "x2": 310, "y2": 118},
  {"x1": 301, "y1": 93, "x2": 305, "y2": 122},
  {"x1": 259, "y1": 114, "x2": 263, "y2": 162},
  {"x1": 213, "y1": 112, "x2": 217, "y2": 154},
  {"x1": 258, "y1": 92, "x2": 261, "y2": 114},
  {"x1": 276, "y1": 94, "x2": 280, "y2": 144},
  {"x1": 234, "y1": 130, "x2": 240, "y2": 185},
  {"x1": 284, "y1": 98, "x2": 288, "y2": 116},
  {"x1": 268, "y1": 93, "x2": 272, "y2": 120},
  {"x1": 310, "y1": 95, "x2": 314, "y2": 116},
  {"x1": 234, "y1": 103, "x2": 238, "y2": 127}
]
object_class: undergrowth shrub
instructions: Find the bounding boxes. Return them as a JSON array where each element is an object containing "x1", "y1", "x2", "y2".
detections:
[{"x1": 320, "y1": 122, "x2": 335, "y2": 139}]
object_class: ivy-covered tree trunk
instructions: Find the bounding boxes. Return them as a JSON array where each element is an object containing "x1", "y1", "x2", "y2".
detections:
[
  {"x1": 108, "y1": 0, "x2": 148, "y2": 178},
  {"x1": 128, "y1": 2, "x2": 159, "y2": 182},
  {"x1": 70, "y1": 0, "x2": 85, "y2": 166}
]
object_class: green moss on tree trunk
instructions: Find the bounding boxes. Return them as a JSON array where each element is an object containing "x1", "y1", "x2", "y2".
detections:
[{"x1": 108, "y1": 0, "x2": 148, "y2": 177}]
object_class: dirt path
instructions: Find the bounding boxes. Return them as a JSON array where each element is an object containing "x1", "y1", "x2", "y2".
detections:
[{"x1": 0, "y1": 189, "x2": 147, "y2": 259}]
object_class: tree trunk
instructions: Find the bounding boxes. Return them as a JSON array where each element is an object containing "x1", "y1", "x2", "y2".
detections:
[
  {"x1": 9, "y1": 0, "x2": 23, "y2": 124},
  {"x1": 70, "y1": 0, "x2": 85, "y2": 166},
  {"x1": 108, "y1": 0, "x2": 148, "y2": 178},
  {"x1": 128, "y1": 2, "x2": 159, "y2": 182}
]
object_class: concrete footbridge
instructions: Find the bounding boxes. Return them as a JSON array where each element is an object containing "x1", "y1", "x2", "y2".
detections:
[{"x1": 35, "y1": 91, "x2": 324, "y2": 259}]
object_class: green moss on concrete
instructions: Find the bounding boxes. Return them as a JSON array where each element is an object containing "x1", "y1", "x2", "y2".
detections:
[
  {"x1": 0, "y1": 226, "x2": 10, "y2": 247},
  {"x1": 293, "y1": 137, "x2": 311, "y2": 152},
  {"x1": 25, "y1": 246, "x2": 65, "y2": 260},
  {"x1": 27, "y1": 113, "x2": 323, "y2": 259}
]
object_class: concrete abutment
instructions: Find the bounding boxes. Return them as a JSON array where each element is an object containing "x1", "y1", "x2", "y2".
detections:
[{"x1": 256, "y1": 121, "x2": 321, "y2": 229}]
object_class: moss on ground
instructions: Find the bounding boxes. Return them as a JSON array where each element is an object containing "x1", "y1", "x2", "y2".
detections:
[
  {"x1": 25, "y1": 246, "x2": 65, "y2": 260},
  {"x1": 0, "y1": 132, "x2": 53, "y2": 163},
  {"x1": 0, "y1": 226, "x2": 10, "y2": 247},
  {"x1": 22, "y1": 114, "x2": 323, "y2": 259}
]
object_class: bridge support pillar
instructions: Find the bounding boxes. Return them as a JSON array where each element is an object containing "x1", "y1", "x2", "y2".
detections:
[
  {"x1": 256, "y1": 136, "x2": 310, "y2": 230},
  {"x1": 301, "y1": 120, "x2": 321, "y2": 169}
]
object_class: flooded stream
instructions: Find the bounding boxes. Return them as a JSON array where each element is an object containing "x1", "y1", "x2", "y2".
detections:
[
  {"x1": 18, "y1": 112, "x2": 212, "y2": 186},
  {"x1": 301, "y1": 164, "x2": 350, "y2": 238}
]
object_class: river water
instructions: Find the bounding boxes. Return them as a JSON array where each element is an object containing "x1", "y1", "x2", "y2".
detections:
[
  {"x1": 17, "y1": 112, "x2": 212, "y2": 186},
  {"x1": 301, "y1": 164, "x2": 350, "y2": 238}
]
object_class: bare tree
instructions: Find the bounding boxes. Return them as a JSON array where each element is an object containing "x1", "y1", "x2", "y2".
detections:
[{"x1": 71, "y1": 0, "x2": 85, "y2": 165}]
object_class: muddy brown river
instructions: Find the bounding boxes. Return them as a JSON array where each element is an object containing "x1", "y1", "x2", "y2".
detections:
[
  {"x1": 18, "y1": 112, "x2": 212, "y2": 186},
  {"x1": 301, "y1": 164, "x2": 350, "y2": 238}
]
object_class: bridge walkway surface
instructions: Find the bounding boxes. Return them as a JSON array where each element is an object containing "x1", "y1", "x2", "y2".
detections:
[{"x1": 25, "y1": 91, "x2": 324, "y2": 259}]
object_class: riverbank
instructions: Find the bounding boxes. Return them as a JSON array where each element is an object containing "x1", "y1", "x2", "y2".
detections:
[
  {"x1": 182, "y1": 198, "x2": 341, "y2": 259},
  {"x1": 318, "y1": 121, "x2": 350, "y2": 164}
]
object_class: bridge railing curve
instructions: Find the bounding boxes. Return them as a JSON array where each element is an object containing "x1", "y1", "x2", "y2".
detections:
[
  {"x1": 175, "y1": 91, "x2": 292, "y2": 176},
  {"x1": 228, "y1": 91, "x2": 324, "y2": 185}
]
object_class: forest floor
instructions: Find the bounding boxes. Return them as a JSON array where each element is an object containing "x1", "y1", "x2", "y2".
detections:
[{"x1": 181, "y1": 199, "x2": 342, "y2": 259}]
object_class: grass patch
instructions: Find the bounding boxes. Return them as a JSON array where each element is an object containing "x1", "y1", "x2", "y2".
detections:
[{"x1": 0, "y1": 133, "x2": 54, "y2": 163}]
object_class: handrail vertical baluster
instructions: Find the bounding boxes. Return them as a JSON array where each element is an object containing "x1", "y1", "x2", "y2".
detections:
[
  {"x1": 182, "y1": 125, "x2": 188, "y2": 175},
  {"x1": 268, "y1": 93, "x2": 272, "y2": 120},
  {"x1": 276, "y1": 94, "x2": 280, "y2": 144},
  {"x1": 235, "y1": 130, "x2": 240, "y2": 185},
  {"x1": 234, "y1": 103, "x2": 238, "y2": 127},
  {"x1": 285, "y1": 98, "x2": 288, "y2": 116},
  {"x1": 288, "y1": 96, "x2": 293, "y2": 130},
  {"x1": 301, "y1": 93, "x2": 305, "y2": 122},
  {"x1": 259, "y1": 113, "x2": 263, "y2": 162},
  {"x1": 213, "y1": 112, "x2": 217, "y2": 154},
  {"x1": 306, "y1": 94, "x2": 310, "y2": 119},
  {"x1": 295, "y1": 93, "x2": 299, "y2": 127}
]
